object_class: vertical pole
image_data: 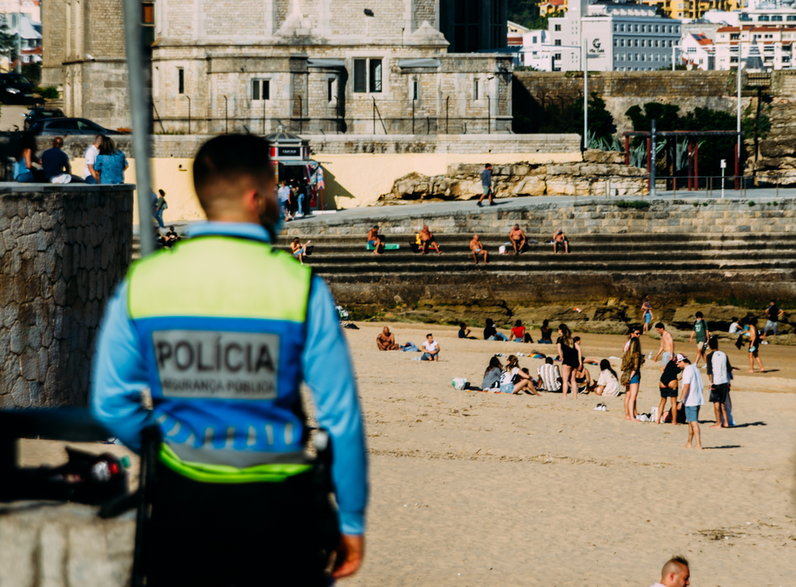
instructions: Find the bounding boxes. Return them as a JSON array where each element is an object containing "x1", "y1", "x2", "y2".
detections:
[
  {"x1": 186, "y1": 95, "x2": 191, "y2": 135},
  {"x1": 445, "y1": 96, "x2": 449, "y2": 134},
  {"x1": 650, "y1": 120, "x2": 657, "y2": 198},
  {"x1": 583, "y1": 44, "x2": 588, "y2": 151},
  {"x1": 223, "y1": 95, "x2": 229, "y2": 133},
  {"x1": 671, "y1": 44, "x2": 675, "y2": 71},
  {"x1": 16, "y1": 0, "x2": 21, "y2": 74},
  {"x1": 486, "y1": 95, "x2": 491, "y2": 134},
  {"x1": 262, "y1": 96, "x2": 266, "y2": 135},
  {"x1": 411, "y1": 96, "x2": 415, "y2": 134},
  {"x1": 123, "y1": 0, "x2": 155, "y2": 257},
  {"x1": 736, "y1": 40, "x2": 743, "y2": 190},
  {"x1": 624, "y1": 135, "x2": 630, "y2": 165},
  {"x1": 372, "y1": 98, "x2": 376, "y2": 134},
  {"x1": 694, "y1": 141, "x2": 699, "y2": 190}
]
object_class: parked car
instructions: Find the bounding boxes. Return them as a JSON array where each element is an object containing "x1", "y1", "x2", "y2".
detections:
[
  {"x1": 23, "y1": 106, "x2": 66, "y2": 131},
  {"x1": 27, "y1": 117, "x2": 127, "y2": 136},
  {"x1": 0, "y1": 74, "x2": 40, "y2": 105}
]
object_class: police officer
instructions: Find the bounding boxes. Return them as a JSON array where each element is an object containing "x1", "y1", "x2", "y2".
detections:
[{"x1": 91, "y1": 134, "x2": 367, "y2": 585}]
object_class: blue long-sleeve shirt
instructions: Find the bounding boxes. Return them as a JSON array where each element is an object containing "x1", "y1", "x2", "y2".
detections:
[{"x1": 91, "y1": 221, "x2": 368, "y2": 535}]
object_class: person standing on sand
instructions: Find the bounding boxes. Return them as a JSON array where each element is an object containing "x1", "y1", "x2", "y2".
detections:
[
  {"x1": 649, "y1": 556, "x2": 691, "y2": 587},
  {"x1": 706, "y1": 336, "x2": 732, "y2": 428},
  {"x1": 621, "y1": 327, "x2": 643, "y2": 421},
  {"x1": 641, "y1": 296, "x2": 654, "y2": 334},
  {"x1": 653, "y1": 322, "x2": 675, "y2": 366},
  {"x1": 745, "y1": 319, "x2": 765, "y2": 373},
  {"x1": 477, "y1": 163, "x2": 494, "y2": 207},
  {"x1": 677, "y1": 355, "x2": 704, "y2": 450},
  {"x1": 690, "y1": 311, "x2": 710, "y2": 367},
  {"x1": 556, "y1": 323, "x2": 581, "y2": 399}
]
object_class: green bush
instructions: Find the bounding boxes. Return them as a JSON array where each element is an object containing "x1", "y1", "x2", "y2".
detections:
[
  {"x1": 615, "y1": 200, "x2": 651, "y2": 210},
  {"x1": 35, "y1": 86, "x2": 59, "y2": 100}
]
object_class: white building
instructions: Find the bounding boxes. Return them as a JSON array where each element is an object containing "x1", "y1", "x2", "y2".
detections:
[
  {"x1": 714, "y1": 24, "x2": 796, "y2": 69},
  {"x1": 739, "y1": 0, "x2": 796, "y2": 26},
  {"x1": 681, "y1": 32, "x2": 716, "y2": 69},
  {"x1": 547, "y1": 0, "x2": 681, "y2": 71}
]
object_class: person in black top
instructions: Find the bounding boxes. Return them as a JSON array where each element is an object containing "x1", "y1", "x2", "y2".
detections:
[
  {"x1": 557, "y1": 323, "x2": 582, "y2": 399},
  {"x1": 41, "y1": 137, "x2": 81, "y2": 182},
  {"x1": 483, "y1": 318, "x2": 508, "y2": 341},
  {"x1": 762, "y1": 300, "x2": 783, "y2": 338},
  {"x1": 657, "y1": 355, "x2": 683, "y2": 424},
  {"x1": 538, "y1": 319, "x2": 553, "y2": 344}
]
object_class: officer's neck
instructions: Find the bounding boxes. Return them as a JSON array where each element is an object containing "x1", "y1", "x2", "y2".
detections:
[{"x1": 206, "y1": 210, "x2": 260, "y2": 224}]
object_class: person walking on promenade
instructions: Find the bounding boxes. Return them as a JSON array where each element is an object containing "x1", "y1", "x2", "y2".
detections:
[
  {"x1": 91, "y1": 134, "x2": 368, "y2": 585},
  {"x1": 557, "y1": 323, "x2": 581, "y2": 399},
  {"x1": 477, "y1": 163, "x2": 494, "y2": 207},
  {"x1": 653, "y1": 322, "x2": 675, "y2": 366},
  {"x1": 622, "y1": 327, "x2": 643, "y2": 421},
  {"x1": 153, "y1": 189, "x2": 168, "y2": 228}
]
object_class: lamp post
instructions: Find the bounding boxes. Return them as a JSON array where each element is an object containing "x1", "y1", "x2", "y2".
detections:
[
  {"x1": 16, "y1": 0, "x2": 22, "y2": 73},
  {"x1": 583, "y1": 42, "x2": 588, "y2": 151},
  {"x1": 736, "y1": 39, "x2": 743, "y2": 189},
  {"x1": 671, "y1": 43, "x2": 680, "y2": 71}
]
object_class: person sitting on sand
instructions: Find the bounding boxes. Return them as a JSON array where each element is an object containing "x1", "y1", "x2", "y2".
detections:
[
  {"x1": 484, "y1": 318, "x2": 508, "y2": 341},
  {"x1": 367, "y1": 225, "x2": 384, "y2": 255},
  {"x1": 573, "y1": 363, "x2": 592, "y2": 394},
  {"x1": 420, "y1": 333, "x2": 440, "y2": 361},
  {"x1": 536, "y1": 357, "x2": 562, "y2": 392},
  {"x1": 419, "y1": 225, "x2": 441, "y2": 255},
  {"x1": 481, "y1": 356, "x2": 503, "y2": 391},
  {"x1": 538, "y1": 319, "x2": 553, "y2": 344},
  {"x1": 458, "y1": 323, "x2": 474, "y2": 339},
  {"x1": 649, "y1": 556, "x2": 691, "y2": 587},
  {"x1": 593, "y1": 359, "x2": 621, "y2": 397},
  {"x1": 552, "y1": 230, "x2": 570, "y2": 254},
  {"x1": 508, "y1": 224, "x2": 527, "y2": 255},
  {"x1": 510, "y1": 319, "x2": 533, "y2": 343},
  {"x1": 469, "y1": 234, "x2": 488, "y2": 265},
  {"x1": 376, "y1": 327, "x2": 400, "y2": 351},
  {"x1": 498, "y1": 355, "x2": 538, "y2": 395}
]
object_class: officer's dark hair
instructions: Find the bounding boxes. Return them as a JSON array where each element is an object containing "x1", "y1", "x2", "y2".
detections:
[{"x1": 193, "y1": 134, "x2": 275, "y2": 213}]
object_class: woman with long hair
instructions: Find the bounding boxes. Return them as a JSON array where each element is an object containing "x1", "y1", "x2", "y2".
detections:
[
  {"x1": 538, "y1": 319, "x2": 553, "y2": 344},
  {"x1": 14, "y1": 132, "x2": 40, "y2": 182},
  {"x1": 94, "y1": 136, "x2": 128, "y2": 184},
  {"x1": 481, "y1": 355, "x2": 503, "y2": 391},
  {"x1": 594, "y1": 359, "x2": 621, "y2": 397},
  {"x1": 557, "y1": 324, "x2": 581, "y2": 399},
  {"x1": 621, "y1": 327, "x2": 643, "y2": 420},
  {"x1": 498, "y1": 355, "x2": 538, "y2": 395}
]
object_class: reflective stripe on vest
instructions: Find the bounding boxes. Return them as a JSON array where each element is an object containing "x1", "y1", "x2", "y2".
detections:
[{"x1": 127, "y1": 235, "x2": 312, "y2": 475}]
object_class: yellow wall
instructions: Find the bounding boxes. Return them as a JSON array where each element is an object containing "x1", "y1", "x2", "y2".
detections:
[{"x1": 72, "y1": 150, "x2": 581, "y2": 223}]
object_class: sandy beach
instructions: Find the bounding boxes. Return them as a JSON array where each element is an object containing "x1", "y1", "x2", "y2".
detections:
[
  {"x1": 344, "y1": 323, "x2": 795, "y2": 587},
  {"x1": 17, "y1": 322, "x2": 795, "y2": 586}
]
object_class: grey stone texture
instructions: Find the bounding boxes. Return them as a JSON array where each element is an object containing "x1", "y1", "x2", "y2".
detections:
[
  {"x1": 380, "y1": 150, "x2": 646, "y2": 201},
  {"x1": 0, "y1": 184, "x2": 133, "y2": 408},
  {"x1": 0, "y1": 502, "x2": 133, "y2": 587}
]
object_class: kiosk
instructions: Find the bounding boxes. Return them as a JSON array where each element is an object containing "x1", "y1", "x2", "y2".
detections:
[{"x1": 265, "y1": 128, "x2": 324, "y2": 211}]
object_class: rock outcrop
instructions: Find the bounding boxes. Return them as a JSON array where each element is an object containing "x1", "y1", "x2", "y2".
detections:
[{"x1": 379, "y1": 150, "x2": 648, "y2": 203}]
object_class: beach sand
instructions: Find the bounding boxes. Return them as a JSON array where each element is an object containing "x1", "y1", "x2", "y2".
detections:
[
  {"x1": 17, "y1": 323, "x2": 795, "y2": 586},
  {"x1": 345, "y1": 323, "x2": 795, "y2": 587}
]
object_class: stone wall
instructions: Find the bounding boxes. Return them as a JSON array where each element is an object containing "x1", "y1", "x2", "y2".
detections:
[
  {"x1": 284, "y1": 196, "x2": 796, "y2": 237},
  {"x1": 0, "y1": 184, "x2": 133, "y2": 408},
  {"x1": 379, "y1": 150, "x2": 648, "y2": 201}
]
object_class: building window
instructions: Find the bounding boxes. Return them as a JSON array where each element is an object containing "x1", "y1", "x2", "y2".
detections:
[
  {"x1": 554, "y1": 53, "x2": 562, "y2": 60},
  {"x1": 554, "y1": 39, "x2": 561, "y2": 46},
  {"x1": 142, "y1": 2, "x2": 155, "y2": 25},
  {"x1": 251, "y1": 79, "x2": 270, "y2": 101},
  {"x1": 413, "y1": 79, "x2": 420, "y2": 101},
  {"x1": 353, "y1": 58, "x2": 382, "y2": 93},
  {"x1": 177, "y1": 68, "x2": 184, "y2": 94},
  {"x1": 473, "y1": 79, "x2": 479, "y2": 100},
  {"x1": 554, "y1": 24, "x2": 561, "y2": 31},
  {"x1": 328, "y1": 78, "x2": 336, "y2": 102}
]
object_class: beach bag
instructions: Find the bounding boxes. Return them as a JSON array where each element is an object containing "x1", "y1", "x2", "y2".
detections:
[{"x1": 451, "y1": 378, "x2": 468, "y2": 390}]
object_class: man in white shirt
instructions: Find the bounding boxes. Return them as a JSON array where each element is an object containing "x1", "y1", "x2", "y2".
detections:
[
  {"x1": 277, "y1": 181, "x2": 292, "y2": 220},
  {"x1": 421, "y1": 333, "x2": 440, "y2": 361},
  {"x1": 649, "y1": 556, "x2": 691, "y2": 587},
  {"x1": 677, "y1": 355, "x2": 704, "y2": 450},
  {"x1": 83, "y1": 135, "x2": 102, "y2": 183},
  {"x1": 537, "y1": 357, "x2": 562, "y2": 392},
  {"x1": 706, "y1": 336, "x2": 733, "y2": 428}
]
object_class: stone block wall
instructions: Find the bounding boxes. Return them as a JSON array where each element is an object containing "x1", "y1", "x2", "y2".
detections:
[{"x1": 0, "y1": 184, "x2": 133, "y2": 408}]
